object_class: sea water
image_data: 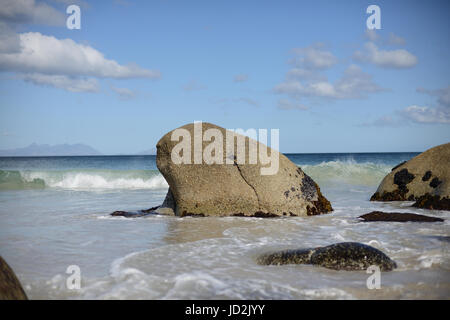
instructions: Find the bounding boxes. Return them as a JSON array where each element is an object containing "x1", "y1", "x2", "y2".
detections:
[{"x1": 0, "y1": 153, "x2": 448, "y2": 299}]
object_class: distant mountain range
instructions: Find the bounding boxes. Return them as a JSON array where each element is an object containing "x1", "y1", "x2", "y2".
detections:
[{"x1": 0, "y1": 143, "x2": 102, "y2": 156}]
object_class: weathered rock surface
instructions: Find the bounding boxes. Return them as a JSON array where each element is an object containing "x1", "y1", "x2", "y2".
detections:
[
  {"x1": 370, "y1": 143, "x2": 450, "y2": 210},
  {"x1": 359, "y1": 211, "x2": 444, "y2": 222},
  {"x1": 257, "y1": 242, "x2": 397, "y2": 271},
  {"x1": 412, "y1": 194, "x2": 450, "y2": 210},
  {"x1": 155, "y1": 122, "x2": 332, "y2": 217},
  {"x1": 0, "y1": 256, "x2": 27, "y2": 300}
]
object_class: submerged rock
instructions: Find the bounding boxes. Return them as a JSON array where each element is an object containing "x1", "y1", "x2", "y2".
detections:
[
  {"x1": 359, "y1": 211, "x2": 444, "y2": 222},
  {"x1": 256, "y1": 242, "x2": 397, "y2": 271},
  {"x1": 155, "y1": 122, "x2": 332, "y2": 217},
  {"x1": 370, "y1": 143, "x2": 450, "y2": 210},
  {"x1": 0, "y1": 256, "x2": 27, "y2": 300},
  {"x1": 110, "y1": 206, "x2": 159, "y2": 218}
]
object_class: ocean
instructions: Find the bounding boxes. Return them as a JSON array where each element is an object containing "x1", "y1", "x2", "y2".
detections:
[{"x1": 0, "y1": 153, "x2": 448, "y2": 299}]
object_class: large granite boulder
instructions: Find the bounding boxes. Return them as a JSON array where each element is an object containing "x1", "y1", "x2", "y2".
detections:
[
  {"x1": 370, "y1": 143, "x2": 450, "y2": 210},
  {"x1": 154, "y1": 122, "x2": 332, "y2": 217},
  {"x1": 0, "y1": 256, "x2": 27, "y2": 300}
]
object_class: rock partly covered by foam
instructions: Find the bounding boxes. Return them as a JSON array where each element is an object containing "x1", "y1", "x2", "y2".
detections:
[
  {"x1": 154, "y1": 122, "x2": 332, "y2": 217},
  {"x1": 0, "y1": 256, "x2": 27, "y2": 300},
  {"x1": 370, "y1": 143, "x2": 450, "y2": 210},
  {"x1": 110, "y1": 206, "x2": 159, "y2": 218},
  {"x1": 257, "y1": 242, "x2": 397, "y2": 271},
  {"x1": 359, "y1": 211, "x2": 444, "y2": 222}
]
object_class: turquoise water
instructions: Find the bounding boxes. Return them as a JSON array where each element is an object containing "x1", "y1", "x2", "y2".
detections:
[{"x1": 0, "y1": 153, "x2": 448, "y2": 299}]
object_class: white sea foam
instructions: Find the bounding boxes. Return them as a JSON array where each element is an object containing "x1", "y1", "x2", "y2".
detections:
[{"x1": 19, "y1": 170, "x2": 169, "y2": 190}]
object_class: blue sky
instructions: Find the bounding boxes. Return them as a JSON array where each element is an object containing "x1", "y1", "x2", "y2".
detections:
[{"x1": 0, "y1": 0, "x2": 449, "y2": 154}]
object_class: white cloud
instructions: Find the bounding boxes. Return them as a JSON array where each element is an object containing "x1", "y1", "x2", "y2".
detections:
[
  {"x1": 364, "y1": 29, "x2": 380, "y2": 42},
  {"x1": 0, "y1": 0, "x2": 65, "y2": 26},
  {"x1": 275, "y1": 65, "x2": 383, "y2": 100},
  {"x1": 291, "y1": 44, "x2": 338, "y2": 70},
  {"x1": 277, "y1": 99, "x2": 308, "y2": 110},
  {"x1": 367, "y1": 86, "x2": 450, "y2": 126},
  {"x1": 0, "y1": 32, "x2": 160, "y2": 79},
  {"x1": 417, "y1": 86, "x2": 450, "y2": 108},
  {"x1": 354, "y1": 42, "x2": 417, "y2": 68},
  {"x1": 364, "y1": 30, "x2": 406, "y2": 46},
  {"x1": 387, "y1": 33, "x2": 406, "y2": 46},
  {"x1": 110, "y1": 86, "x2": 136, "y2": 100},
  {"x1": 233, "y1": 74, "x2": 248, "y2": 83},
  {"x1": 0, "y1": 22, "x2": 21, "y2": 53},
  {"x1": 21, "y1": 73, "x2": 99, "y2": 92},
  {"x1": 400, "y1": 105, "x2": 450, "y2": 124}
]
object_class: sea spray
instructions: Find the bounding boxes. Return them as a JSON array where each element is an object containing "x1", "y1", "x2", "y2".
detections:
[{"x1": 0, "y1": 169, "x2": 168, "y2": 190}]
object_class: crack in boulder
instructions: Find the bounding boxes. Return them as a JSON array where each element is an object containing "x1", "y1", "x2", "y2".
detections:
[{"x1": 233, "y1": 159, "x2": 261, "y2": 211}]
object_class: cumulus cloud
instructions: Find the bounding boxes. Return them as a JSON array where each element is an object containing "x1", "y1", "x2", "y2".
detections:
[
  {"x1": 21, "y1": 73, "x2": 99, "y2": 92},
  {"x1": 275, "y1": 64, "x2": 383, "y2": 100},
  {"x1": 233, "y1": 74, "x2": 248, "y2": 83},
  {"x1": 0, "y1": 0, "x2": 65, "y2": 26},
  {"x1": 417, "y1": 86, "x2": 450, "y2": 108},
  {"x1": 364, "y1": 30, "x2": 406, "y2": 46},
  {"x1": 354, "y1": 42, "x2": 417, "y2": 68},
  {"x1": 0, "y1": 31, "x2": 161, "y2": 92},
  {"x1": 0, "y1": 1, "x2": 161, "y2": 94},
  {"x1": 364, "y1": 29, "x2": 380, "y2": 42},
  {"x1": 387, "y1": 33, "x2": 406, "y2": 46},
  {"x1": 0, "y1": 32, "x2": 160, "y2": 79},
  {"x1": 275, "y1": 43, "x2": 384, "y2": 109},
  {"x1": 0, "y1": 22, "x2": 21, "y2": 53},
  {"x1": 291, "y1": 44, "x2": 338, "y2": 70},
  {"x1": 365, "y1": 86, "x2": 450, "y2": 126},
  {"x1": 400, "y1": 105, "x2": 450, "y2": 124}
]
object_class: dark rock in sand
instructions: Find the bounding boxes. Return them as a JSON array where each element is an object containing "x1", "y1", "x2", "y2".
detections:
[
  {"x1": 256, "y1": 242, "x2": 397, "y2": 271},
  {"x1": 359, "y1": 211, "x2": 444, "y2": 222},
  {"x1": 110, "y1": 206, "x2": 159, "y2": 218},
  {"x1": 0, "y1": 256, "x2": 27, "y2": 300},
  {"x1": 370, "y1": 143, "x2": 450, "y2": 210}
]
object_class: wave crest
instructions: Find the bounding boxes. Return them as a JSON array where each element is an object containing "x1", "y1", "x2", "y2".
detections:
[
  {"x1": 0, "y1": 169, "x2": 168, "y2": 190},
  {"x1": 300, "y1": 160, "x2": 391, "y2": 186}
]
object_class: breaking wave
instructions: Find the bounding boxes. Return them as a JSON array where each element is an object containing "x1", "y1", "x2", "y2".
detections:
[
  {"x1": 299, "y1": 159, "x2": 391, "y2": 186},
  {"x1": 0, "y1": 159, "x2": 392, "y2": 190},
  {"x1": 0, "y1": 169, "x2": 168, "y2": 190}
]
